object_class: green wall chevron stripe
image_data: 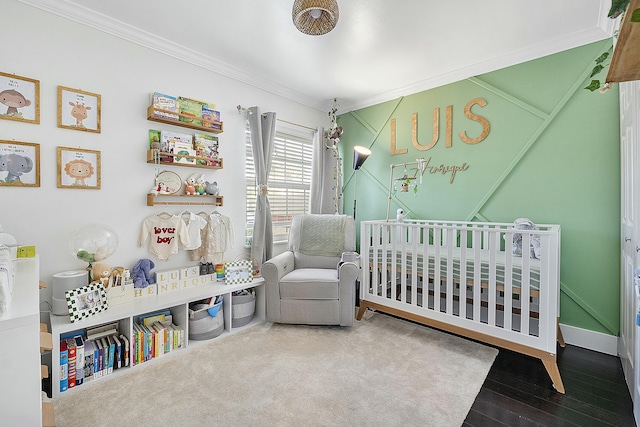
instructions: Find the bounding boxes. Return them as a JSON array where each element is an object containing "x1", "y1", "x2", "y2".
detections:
[
  {"x1": 560, "y1": 281, "x2": 618, "y2": 335},
  {"x1": 339, "y1": 40, "x2": 621, "y2": 336},
  {"x1": 469, "y1": 77, "x2": 550, "y2": 120},
  {"x1": 465, "y1": 41, "x2": 613, "y2": 223}
]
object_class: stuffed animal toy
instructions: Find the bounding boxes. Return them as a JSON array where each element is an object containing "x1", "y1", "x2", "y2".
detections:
[
  {"x1": 185, "y1": 174, "x2": 197, "y2": 196},
  {"x1": 512, "y1": 218, "x2": 541, "y2": 259},
  {"x1": 90, "y1": 262, "x2": 111, "y2": 288},
  {"x1": 131, "y1": 258, "x2": 155, "y2": 288},
  {"x1": 195, "y1": 174, "x2": 206, "y2": 195},
  {"x1": 204, "y1": 180, "x2": 220, "y2": 196}
]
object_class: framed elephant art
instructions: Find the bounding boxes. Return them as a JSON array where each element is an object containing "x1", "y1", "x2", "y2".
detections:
[{"x1": 0, "y1": 140, "x2": 40, "y2": 187}]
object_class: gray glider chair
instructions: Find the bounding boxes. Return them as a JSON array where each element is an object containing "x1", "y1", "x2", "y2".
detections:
[{"x1": 263, "y1": 214, "x2": 360, "y2": 326}]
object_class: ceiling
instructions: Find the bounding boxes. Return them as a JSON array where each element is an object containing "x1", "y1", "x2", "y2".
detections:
[{"x1": 19, "y1": 0, "x2": 615, "y2": 112}]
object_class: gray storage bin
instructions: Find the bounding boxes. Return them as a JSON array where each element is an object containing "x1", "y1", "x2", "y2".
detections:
[
  {"x1": 189, "y1": 303, "x2": 224, "y2": 340},
  {"x1": 232, "y1": 290, "x2": 255, "y2": 328}
]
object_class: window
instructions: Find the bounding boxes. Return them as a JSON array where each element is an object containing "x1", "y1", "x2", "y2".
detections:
[{"x1": 245, "y1": 124, "x2": 314, "y2": 243}]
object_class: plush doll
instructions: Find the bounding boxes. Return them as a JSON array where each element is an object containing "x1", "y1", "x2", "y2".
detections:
[
  {"x1": 90, "y1": 262, "x2": 111, "y2": 288},
  {"x1": 204, "y1": 180, "x2": 220, "y2": 196},
  {"x1": 131, "y1": 258, "x2": 155, "y2": 288},
  {"x1": 184, "y1": 174, "x2": 197, "y2": 196},
  {"x1": 195, "y1": 174, "x2": 206, "y2": 195}
]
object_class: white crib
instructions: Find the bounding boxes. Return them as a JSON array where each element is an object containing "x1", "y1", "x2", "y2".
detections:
[{"x1": 357, "y1": 219, "x2": 565, "y2": 393}]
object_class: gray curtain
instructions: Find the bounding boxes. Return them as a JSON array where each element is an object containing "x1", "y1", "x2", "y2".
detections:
[
  {"x1": 248, "y1": 106, "x2": 276, "y2": 264},
  {"x1": 310, "y1": 127, "x2": 343, "y2": 214}
]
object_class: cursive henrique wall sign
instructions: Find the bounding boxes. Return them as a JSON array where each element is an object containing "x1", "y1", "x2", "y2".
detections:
[
  {"x1": 390, "y1": 98, "x2": 490, "y2": 155},
  {"x1": 421, "y1": 157, "x2": 469, "y2": 184}
]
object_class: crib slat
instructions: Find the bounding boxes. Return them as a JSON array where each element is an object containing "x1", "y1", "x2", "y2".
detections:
[
  {"x1": 410, "y1": 226, "x2": 419, "y2": 307},
  {"x1": 487, "y1": 231, "x2": 498, "y2": 327},
  {"x1": 521, "y1": 233, "x2": 531, "y2": 336},
  {"x1": 472, "y1": 229, "x2": 482, "y2": 322},
  {"x1": 444, "y1": 228, "x2": 453, "y2": 315},
  {"x1": 504, "y1": 231, "x2": 514, "y2": 332}
]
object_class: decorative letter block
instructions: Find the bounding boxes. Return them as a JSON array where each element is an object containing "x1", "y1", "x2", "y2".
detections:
[
  {"x1": 180, "y1": 266, "x2": 200, "y2": 279},
  {"x1": 135, "y1": 284, "x2": 157, "y2": 298},
  {"x1": 156, "y1": 269, "x2": 180, "y2": 285}
]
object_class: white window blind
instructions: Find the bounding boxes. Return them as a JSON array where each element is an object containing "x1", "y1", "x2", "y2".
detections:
[{"x1": 245, "y1": 125, "x2": 313, "y2": 242}]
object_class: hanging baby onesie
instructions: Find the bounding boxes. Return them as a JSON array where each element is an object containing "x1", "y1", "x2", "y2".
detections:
[
  {"x1": 190, "y1": 211, "x2": 233, "y2": 264},
  {"x1": 180, "y1": 211, "x2": 208, "y2": 250},
  {"x1": 138, "y1": 213, "x2": 190, "y2": 261}
]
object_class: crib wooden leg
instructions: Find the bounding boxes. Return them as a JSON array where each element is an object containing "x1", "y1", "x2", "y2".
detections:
[
  {"x1": 541, "y1": 357, "x2": 565, "y2": 394},
  {"x1": 356, "y1": 303, "x2": 369, "y2": 321},
  {"x1": 556, "y1": 318, "x2": 566, "y2": 348}
]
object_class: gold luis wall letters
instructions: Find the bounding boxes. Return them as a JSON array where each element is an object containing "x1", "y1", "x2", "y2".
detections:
[{"x1": 391, "y1": 97, "x2": 490, "y2": 154}]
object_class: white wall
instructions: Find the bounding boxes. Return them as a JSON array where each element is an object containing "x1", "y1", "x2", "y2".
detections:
[{"x1": 1, "y1": 2, "x2": 325, "y2": 301}]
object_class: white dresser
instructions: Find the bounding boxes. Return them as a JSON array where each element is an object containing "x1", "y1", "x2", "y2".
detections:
[{"x1": 0, "y1": 256, "x2": 42, "y2": 426}]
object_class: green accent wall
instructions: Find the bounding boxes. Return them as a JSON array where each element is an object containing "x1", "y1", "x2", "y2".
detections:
[{"x1": 339, "y1": 40, "x2": 621, "y2": 336}]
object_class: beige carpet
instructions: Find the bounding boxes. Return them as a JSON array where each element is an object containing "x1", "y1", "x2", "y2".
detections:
[{"x1": 53, "y1": 312, "x2": 497, "y2": 427}]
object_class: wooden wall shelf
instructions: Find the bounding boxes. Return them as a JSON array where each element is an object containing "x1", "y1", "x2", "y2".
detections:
[
  {"x1": 146, "y1": 149, "x2": 223, "y2": 169},
  {"x1": 147, "y1": 105, "x2": 224, "y2": 133},
  {"x1": 147, "y1": 193, "x2": 223, "y2": 207}
]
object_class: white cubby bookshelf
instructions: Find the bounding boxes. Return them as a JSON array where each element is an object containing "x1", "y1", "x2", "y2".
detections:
[{"x1": 50, "y1": 276, "x2": 264, "y2": 398}]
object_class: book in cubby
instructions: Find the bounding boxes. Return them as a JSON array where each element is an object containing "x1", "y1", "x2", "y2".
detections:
[
  {"x1": 132, "y1": 310, "x2": 184, "y2": 366},
  {"x1": 57, "y1": 322, "x2": 128, "y2": 393}
]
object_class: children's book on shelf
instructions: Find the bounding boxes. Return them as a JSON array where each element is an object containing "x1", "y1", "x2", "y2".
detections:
[
  {"x1": 194, "y1": 133, "x2": 219, "y2": 165},
  {"x1": 152, "y1": 92, "x2": 179, "y2": 121},
  {"x1": 66, "y1": 338, "x2": 76, "y2": 389},
  {"x1": 113, "y1": 335, "x2": 122, "y2": 369},
  {"x1": 120, "y1": 334, "x2": 130, "y2": 367},
  {"x1": 92, "y1": 339, "x2": 100, "y2": 380},
  {"x1": 160, "y1": 130, "x2": 193, "y2": 163},
  {"x1": 60, "y1": 340, "x2": 68, "y2": 393},
  {"x1": 177, "y1": 97, "x2": 212, "y2": 127},
  {"x1": 107, "y1": 335, "x2": 116, "y2": 374},
  {"x1": 173, "y1": 140, "x2": 196, "y2": 165},
  {"x1": 202, "y1": 107, "x2": 221, "y2": 130},
  {"x1": 74, "y1": 335, "x2": 84, "y2": 386},
  {"x1": 96, "y1": 338, "x2": 104, "y2": 379},
  {"x1": 83, "y1": 339, "x2": 94, "y2": 383},
  {"x1": 149, "y1": 129, "x2": 161, "y2": 149}
]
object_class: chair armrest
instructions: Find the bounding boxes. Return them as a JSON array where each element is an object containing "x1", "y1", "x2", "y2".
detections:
[
  {"x1": 263, "y1": 251, "x2": 295, "y2": 323},
  {"x1": 262, "y1": 251, "x2": 295, "y2": 284}
]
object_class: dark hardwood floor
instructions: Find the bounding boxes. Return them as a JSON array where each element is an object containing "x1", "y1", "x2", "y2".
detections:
[{"x1": 464, "y1": 344, "x2": 636, "y2": 426}]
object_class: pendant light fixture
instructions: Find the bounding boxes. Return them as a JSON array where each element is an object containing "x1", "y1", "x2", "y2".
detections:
[{"x1": 292, "y1": 0, "x2": 339, "y2": 36}]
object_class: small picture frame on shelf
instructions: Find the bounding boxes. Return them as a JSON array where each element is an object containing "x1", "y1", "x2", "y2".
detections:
[
  {"x1": 0, "y1": 71, "x2": 40, "y2": 124},
  {"x1": 0, "y1": 140, "x2": 40, "y2": 187},
  {"x1": 224, "y1": 260, "x2": 253, "y2": 285},
  {"x1": 65, "y1": 282, "x2": 109, "y2": 323},
  {"x1": 57, "y1": 85, "x2": 101, "y2": 133},
  {"x1": 57, "y1": 146, "x2": 101, "y2": 189}
]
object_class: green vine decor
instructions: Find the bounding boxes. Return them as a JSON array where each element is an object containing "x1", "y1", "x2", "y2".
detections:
[{"x1": 584, "y1": 49, "x2": 612, "y2": 92}]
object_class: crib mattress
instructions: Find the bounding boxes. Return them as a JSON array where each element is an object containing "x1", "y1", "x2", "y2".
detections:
[{"x1": 368, "y1": 246, "x2": 541, "y2": 291}]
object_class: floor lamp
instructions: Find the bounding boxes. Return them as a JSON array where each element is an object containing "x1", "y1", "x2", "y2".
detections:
[{"x1": 352, "y1": 145, "x2": 371, "y2": 219}]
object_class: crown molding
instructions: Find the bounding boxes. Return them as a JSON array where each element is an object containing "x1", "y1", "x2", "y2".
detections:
[
  {"x1": 18, "y1": 0, "x2": 327, "y2": 112},
  {"x1": 19, "y1": 0, "x2": 616, "y2": 115},
  {"x1": 342, "y1": 24, "x2": 614, "y2": 113}
]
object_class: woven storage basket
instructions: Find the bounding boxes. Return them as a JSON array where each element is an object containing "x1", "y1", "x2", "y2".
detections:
[
  {"x1": 189, "y1": 302, "x2": 224, "y2": 340},
  {"x1": 232, "y1": 290, "x2": 255, "y2": 328}
]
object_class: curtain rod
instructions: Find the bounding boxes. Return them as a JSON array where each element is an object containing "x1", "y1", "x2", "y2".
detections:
[{"x1": 236, "y1": 105, "x2": 317, "y2": 132}]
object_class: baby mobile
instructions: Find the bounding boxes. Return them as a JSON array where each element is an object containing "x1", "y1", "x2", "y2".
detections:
[{"x1": 386, "y1": 158, "x2": 428, "y2": 220}]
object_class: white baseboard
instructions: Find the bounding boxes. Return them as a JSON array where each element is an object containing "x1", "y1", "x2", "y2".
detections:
[{"x1": 559, "y1": 323, "x2": 618, "y2": 356}]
